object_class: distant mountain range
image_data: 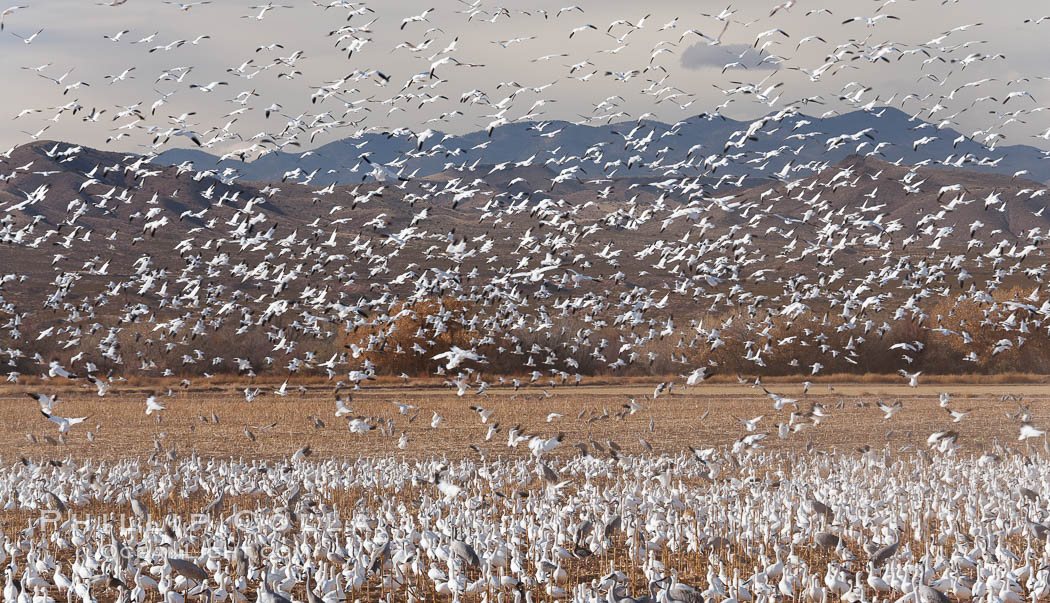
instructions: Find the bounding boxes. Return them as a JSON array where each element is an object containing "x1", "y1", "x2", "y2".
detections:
[
  {"x1": 4, "y1": 135, "x2": 1050, "y2": 378},
  {"x1": 4, "y1": 137, "x2": 1047, "y2": 261},
  {"x1": 155, "y1": 107, "x2": 1050, "y2": 186}
]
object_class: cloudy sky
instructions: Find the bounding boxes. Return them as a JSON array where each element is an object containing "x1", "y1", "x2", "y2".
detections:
[{"x1": 1, "y1": 0, "x2": 1048, "y2": 159}]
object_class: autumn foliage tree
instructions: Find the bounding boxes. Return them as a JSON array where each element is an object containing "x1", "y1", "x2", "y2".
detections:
[
  {"x1": 925, "y1": 286, "x2": 1050, "y2": 374},
  {"x1": 343, "y1": 296, "x2": 483, "y2": 375}
]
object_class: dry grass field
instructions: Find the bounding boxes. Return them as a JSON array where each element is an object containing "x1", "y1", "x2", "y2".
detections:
[
  {"x1": 0, "y1": 380, "x2": 1046, "y2": 603},
  {"x1": 2, "y1": 380, "x2": 1047, "y2": 462}
]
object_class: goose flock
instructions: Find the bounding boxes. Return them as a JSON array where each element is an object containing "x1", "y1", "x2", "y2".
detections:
[
  {"x1": 1, "y1": 0, "x2": 1050, "y2": 601},
  {"x1": 4, "y1": 425, "x2": 1050, "y2": 603}
]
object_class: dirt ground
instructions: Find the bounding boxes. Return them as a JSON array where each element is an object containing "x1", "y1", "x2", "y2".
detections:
[{"x1": 0, "y1": 380, "x2": 1046, "y2": 462}]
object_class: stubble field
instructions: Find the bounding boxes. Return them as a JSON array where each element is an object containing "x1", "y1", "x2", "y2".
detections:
[
  {"x1": 0, "y1": 380, "x2": 1047, "y2": 603},
  {"x1": 2, "y1": 380, "x2": 1045, "y2": 462}
]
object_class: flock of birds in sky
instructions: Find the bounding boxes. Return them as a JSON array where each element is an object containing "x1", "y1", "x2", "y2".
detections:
[{"x1": 2, "y1": 0, "x2": 1050, "y2": 601}]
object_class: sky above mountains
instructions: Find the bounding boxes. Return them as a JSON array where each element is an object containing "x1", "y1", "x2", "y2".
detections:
[{"x1": 1, "y1": 0, "x2": 1048, "y2": 159}]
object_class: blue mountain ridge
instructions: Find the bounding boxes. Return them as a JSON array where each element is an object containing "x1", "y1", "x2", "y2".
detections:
[{"x1": 154, "y1": 107, "x2": 1050, "y2": 186}]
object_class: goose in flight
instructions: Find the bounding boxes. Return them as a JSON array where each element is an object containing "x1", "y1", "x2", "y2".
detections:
[
  {"x1": 469, "y1": 405, "x2": 495, "y2": 423},
  {"x1": 189, "y1": 81, "x2": 228, "y2": 92},
  {"x1": 769, "y1": 0, "x2": 795, "y2": 16},
  {"x1": 0, "y1": 5, "x2": 28, "y2": 31},
  {"x1": 360, "y1": 155, "x2": 408, "y2": 182},
  {"x1": 390, "y1": 400, "x2": 417, "y2": 414},
  {"x1": 87, "y1": 376, "x2": 110, "y2": 396},
  {"x1": 41, "y1": 410, "x2": 89, "y2": 433},
  {"x1": 103, "y1": 28, "x2": 129, "y2": 41},
  {"x1": 899, "y1": 370, "x2": 921, "y2": 388},
  {"x1": 10, "y1": 27, "x2": 41, "y2": 44},
  {"x1": 27, "y1": 392, "x2": 58, "y2": 411},
  {"x1": 432, "y1": 345, "x2": 484, "y2": 369},
  {"x1": 145, "y1": 392, "x2": 166, "y2": 415},
  {"x1": 763, "y1": 388, "x2": 798, "y2": 410},
  {"x1": 733, "y1": 415, "x2": 764, "y2": 432},
  {"x1": 243, "y1": 3, "x2": 292, "y2": 20},
  {"x1": 48, "y1": 360, "x2": 76, "y2": 379},
  {"x1": 400, "y1": 8, "x2": 433, "y2": 30},
  {"x1": 568, "y1": 24, "x2": 597, "y2": 38},
  {"x1": 1019, "y1": 422, "x2": 1046, "y2": 440},
  {"x1": 877, "y1": 400, "x2": 902, "y2": 420},
  {"x1": 841, "y1": 14, "x2": 900, "y2": 26},
  {"x1": 335, "y1": 397, "x2": 353, "y2": 417},
  {"x1": 164, "y1": 1, "x2": 211, "y2": 10},
  {"x1": 753, "y1": 28, "x2": 789, "y2": 47}
]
